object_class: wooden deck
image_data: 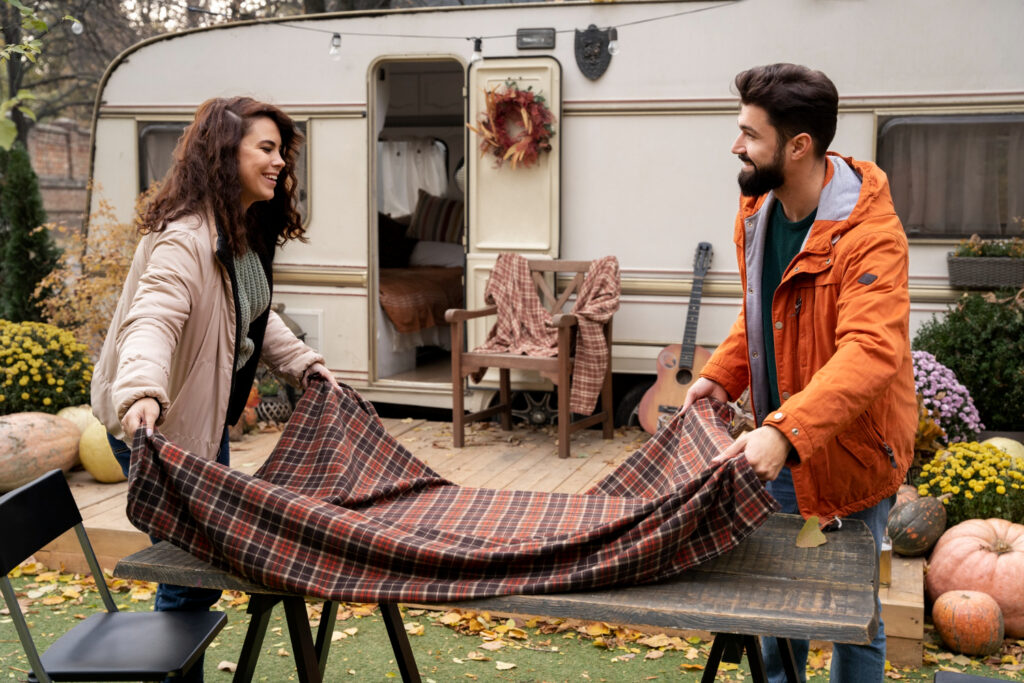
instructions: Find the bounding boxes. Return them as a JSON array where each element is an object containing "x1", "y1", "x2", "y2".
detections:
[{"x1": 38, "y1": 419, "x2": 650, "y2": 575}]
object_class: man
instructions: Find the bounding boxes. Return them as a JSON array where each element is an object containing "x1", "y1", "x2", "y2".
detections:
[{"x1": 682, "y1": 64, "x2": 917, "y2": 682}]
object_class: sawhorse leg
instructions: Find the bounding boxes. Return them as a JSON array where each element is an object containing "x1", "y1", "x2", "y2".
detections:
[
  {"x1": 234, "y1": 595, "x2": 337, "y2": 683},
  {"x1": 380, "y1": 603, "x2": 421, "y2": 683},
  {"x1": 702, "y1": 633, "x2": 799, "y2": 683}
]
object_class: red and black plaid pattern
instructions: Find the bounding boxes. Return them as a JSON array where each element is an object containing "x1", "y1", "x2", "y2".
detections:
[
  {"x1": 126, "y1": 380, "x2": 778, "y2": 603},
  {"x1": 473, "y1": 254, "x2": 620, "y2": 415}
]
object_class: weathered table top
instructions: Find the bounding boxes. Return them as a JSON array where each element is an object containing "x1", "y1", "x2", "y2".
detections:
[{"x1": 114, "y1": 512, "x2": 878, "y2": 645}]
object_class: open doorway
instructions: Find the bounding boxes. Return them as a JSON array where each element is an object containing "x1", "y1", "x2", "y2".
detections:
[{"x1": 372, "y1": 58, "x2": 466, "y2": 386}]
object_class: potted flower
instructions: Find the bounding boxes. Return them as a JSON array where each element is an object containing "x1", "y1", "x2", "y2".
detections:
[{"x1": 947, "y1": 234, "x2": 1024, "y2": 290}]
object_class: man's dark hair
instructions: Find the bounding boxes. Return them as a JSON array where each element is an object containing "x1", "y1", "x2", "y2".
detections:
[{"x1": 734, "y1": 63, "x2": 838, "y2": 157}]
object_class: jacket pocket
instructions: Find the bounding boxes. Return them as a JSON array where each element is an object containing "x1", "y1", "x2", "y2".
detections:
[{"x1": 835, "y1": 412, "x2": 894, "y2": 470}]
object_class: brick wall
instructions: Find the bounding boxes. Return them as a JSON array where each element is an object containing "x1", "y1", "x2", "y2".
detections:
[{"x1": 26, "y1": 119, "x2": 90, "y2": 232}]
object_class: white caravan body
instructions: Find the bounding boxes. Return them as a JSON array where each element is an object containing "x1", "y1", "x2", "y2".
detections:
[{"x1": 88, "y1": 0, "x2": 1024, "y2": 414}]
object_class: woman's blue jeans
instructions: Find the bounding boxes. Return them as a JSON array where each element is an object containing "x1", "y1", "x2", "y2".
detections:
[
  {"x1": 109, "y1": 428, "x2": 230, "y2": 683},
  {"x1": 761, "y1": 465, "x2": 890, "y2": 683}
]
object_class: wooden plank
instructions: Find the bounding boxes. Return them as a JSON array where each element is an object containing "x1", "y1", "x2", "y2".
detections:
[
  {"x1": 113, "y1": 514, "x2": 878, "y2": 646},
  {"x1": 553, "y1": 435, "x2": 638, "y2": 494}
]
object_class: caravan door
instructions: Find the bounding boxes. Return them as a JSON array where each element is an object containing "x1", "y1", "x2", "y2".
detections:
[{"x1": 465, "y1": 57, "x2": 562, "y2": 351}]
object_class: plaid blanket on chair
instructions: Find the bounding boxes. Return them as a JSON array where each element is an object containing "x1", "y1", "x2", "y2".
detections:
[{"x1": 126, "y1": 380, "x2": 778, "y2": 603}]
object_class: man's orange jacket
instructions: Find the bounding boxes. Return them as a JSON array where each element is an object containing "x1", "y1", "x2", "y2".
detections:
[{"x1": 701, "y1": 153, "x2": 917, "y2": 522}]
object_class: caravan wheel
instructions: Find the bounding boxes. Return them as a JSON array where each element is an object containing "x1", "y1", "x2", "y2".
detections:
[{"x1": 614, "y1": 381, "x2": 654, "y2": 428}]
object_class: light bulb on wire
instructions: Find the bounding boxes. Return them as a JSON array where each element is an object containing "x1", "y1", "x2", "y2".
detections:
[
  {"x1": 607, "y1": 28, "x2": 620, "y2": 56},
  {"x1": 328, "y1": 33, "x2": 342, "y2": 61},
  {"x1": 469, "y1": 38, "x2": 483, "y2": 64}
]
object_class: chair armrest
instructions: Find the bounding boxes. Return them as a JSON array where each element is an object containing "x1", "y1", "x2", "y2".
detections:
[
  {"x1": 446, "y1": 305, "x2": 498, "y2": 323},
  {"x1": 549, "y1": 313, "x2": 579, "y2": 328}
]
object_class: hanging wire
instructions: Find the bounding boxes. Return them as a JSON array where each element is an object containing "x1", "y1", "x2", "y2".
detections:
[{"x1": 147, "y1": 0, "x2": 742, "y2": 43}]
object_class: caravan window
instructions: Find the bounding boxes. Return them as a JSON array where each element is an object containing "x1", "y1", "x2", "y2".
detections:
[
  {"x1": 138, "y1": 120, "x2": 309, "y2": 221},
  {"x1": 876, "y1": 114, "x2": 1024, "y2": 238}
]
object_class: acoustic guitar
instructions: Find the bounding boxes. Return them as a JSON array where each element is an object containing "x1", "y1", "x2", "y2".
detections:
[{"x1": 638, "y1": 242, "x2": 714, "y2": 434}]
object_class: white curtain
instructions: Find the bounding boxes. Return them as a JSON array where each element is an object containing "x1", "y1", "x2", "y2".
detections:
[
  {"x1": 377, "y1": 139, "x2": 448, "y2": 218},
  {"x1": 878, "y1": 116, "x2": 1024, "y2": 236}
]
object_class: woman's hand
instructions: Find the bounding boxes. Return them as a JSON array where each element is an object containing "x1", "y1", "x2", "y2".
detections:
[
  {"x1": 122, "y1": 397, "x2": 160, "y2": 438},
  {"x1": 303, "y1": 362, "x2": 340, "y2": 390}
]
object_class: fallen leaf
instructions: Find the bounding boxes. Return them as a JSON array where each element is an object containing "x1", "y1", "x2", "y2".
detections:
[
  {"x1": 645, "y1": 650, "x2": 665, "y2": 660},
  {"x1": 405, "y1": 622, "x2": 424, "y2": 636},
  {"x1": 951, "y1": 655, "x2": 971, "y2": 666},
  {"x1": 331, "y1": 631, "x2": 347, "y2": 641},
  {"x1": 276, "y1": 648, "x2": 290, "y2": 657},
  {"x1": 466, "y1": 651, "x2": 490, "y2": 661},
  {"x1": 495, "y1": 661, "x2": 516, "y2": 670},
  {"x1": 479, "y1": 640, "x2": 505, "y2": 651},
  {"x1": 344, "y1": 627, "x2": 358, "y2": 636},
  {"x1": 796, "y1": 516, "x2": 827, "y2": 548},
  {"x1": 217, "y1": 661, "x2": 237, "y2": 672}
]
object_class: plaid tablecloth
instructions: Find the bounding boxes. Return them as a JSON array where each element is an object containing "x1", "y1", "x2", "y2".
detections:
[{"x1": 126, "y1": 380, "x2": 778, "y2": 603}]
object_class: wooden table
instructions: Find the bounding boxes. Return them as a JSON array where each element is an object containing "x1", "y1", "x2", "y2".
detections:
[{"x1": 113, "y1": 513, "x2": 878, "y2": 682}]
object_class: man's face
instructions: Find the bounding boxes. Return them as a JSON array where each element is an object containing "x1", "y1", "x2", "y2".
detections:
[{"x1": 732, "y1": 104, "x2": 786, "y2": 197}]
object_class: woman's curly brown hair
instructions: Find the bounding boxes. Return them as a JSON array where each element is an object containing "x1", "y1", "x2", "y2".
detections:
[{"x1": 139, "y1": 96, "x2": 305, "y2": 256}]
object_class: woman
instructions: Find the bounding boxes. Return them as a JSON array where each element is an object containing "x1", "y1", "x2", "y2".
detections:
[{"x1": 91, "y1": 96, "x2": 337, "y2": 680}]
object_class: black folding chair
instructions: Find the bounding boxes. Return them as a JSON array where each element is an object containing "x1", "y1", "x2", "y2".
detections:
[{"x1": 0, "y1": 469, "x2": 226, "y2": 682}]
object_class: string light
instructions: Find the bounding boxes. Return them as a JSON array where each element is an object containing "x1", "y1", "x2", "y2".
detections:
[
  {"x1": 607, "y1": 28, "x2": 619, "y2": 56},
  {"x1": 71, "y1": 20, "x2": 85, "y2": 35},
  {"x1": 148, "y1": 0, "x2": 743, "y2": 59},
  {"x1": 468, "y1": 37, "x2": 483, "y2": 64}
]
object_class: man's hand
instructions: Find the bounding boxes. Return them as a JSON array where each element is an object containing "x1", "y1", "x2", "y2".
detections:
[
  {"x1": 681, "y1": 377, "x2": 728, "y2": 414},
  {"x1": 711, "y1": 425, "x2": 791, "y2": 481},
  {"x1": 122, "y1": 397, "x2": 160, "y2": 438},
  {"x1": 303, "y1": 362, "x2": 340, "y2": 391}
]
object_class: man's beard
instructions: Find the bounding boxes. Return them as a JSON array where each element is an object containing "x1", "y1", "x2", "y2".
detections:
[{"x1": 737, "y1": 148, "x2": 785, "y2": 197}]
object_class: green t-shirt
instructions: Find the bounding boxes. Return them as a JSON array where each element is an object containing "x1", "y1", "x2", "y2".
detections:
[{"x1": 761, "y1": 200, "x2": 816, "y2": 413}]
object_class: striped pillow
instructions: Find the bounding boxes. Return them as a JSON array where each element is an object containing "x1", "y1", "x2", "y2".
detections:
[{"x1": 407, "y1": 190, "x2": 465, "y2": 243}]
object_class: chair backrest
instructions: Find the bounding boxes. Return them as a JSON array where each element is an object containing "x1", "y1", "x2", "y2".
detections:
[
  {"x1": 527, "y1": 259, "x2": 592, "y2": 316},
  {"x1": 0, "y1": 469, "x2": 82, "y2": 576}
]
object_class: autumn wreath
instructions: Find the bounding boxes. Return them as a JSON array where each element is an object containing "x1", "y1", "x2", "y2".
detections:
[{"x1": 467, "y1": 80, "x2": 556, "y2": 169}]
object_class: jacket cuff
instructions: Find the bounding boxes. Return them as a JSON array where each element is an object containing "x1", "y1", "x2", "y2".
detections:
[{"x1": 762, "y1": 409, "x2": 811, "y2": 463}]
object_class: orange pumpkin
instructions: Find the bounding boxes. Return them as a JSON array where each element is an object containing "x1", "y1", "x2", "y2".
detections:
[
  {"x1": 926, "y1": 518, "x2": 1024, "y2": 638},
  {"x1": 932, "y1": 590, "x2": 1005, "y2": 656},
  {"x1": 0, "y1": 412, "x2": 81, "y2": 492}
]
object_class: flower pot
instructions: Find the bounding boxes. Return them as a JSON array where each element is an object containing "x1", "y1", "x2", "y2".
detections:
[{"x1": 947, "y1": 254, "x2": 1024, "y2": 290}]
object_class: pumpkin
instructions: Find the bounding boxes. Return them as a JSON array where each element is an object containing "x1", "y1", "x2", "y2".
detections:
[
  {"x1": 932, "y1": 590, "x2": 1005, "y2": 656},
  {"x1": 983, "y1": 436, "x2": 1024, "y2": 460},
  {"x1": 56, "y1": 404, "x2": 102, "y2": 436},
  {"x1": 0, "y1": 412, "x2": 80, "y2": 492},
  {"x1": 926, "y1": 518, "x2": 1024, "y2": 638},
  {"x1": 886, "y1": 496, "x2": 946, "y2": 557},
  {"x1": 896, "y1": 484, "x2": 920, "y2": 507},
  {"x1": 79, "y1": 421, "x2": 126, "y2": 484}
]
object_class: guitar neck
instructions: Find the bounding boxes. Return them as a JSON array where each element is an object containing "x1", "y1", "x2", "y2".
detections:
[{"x1": 678, "y1": 276, "x2": 705, "y2": 369}]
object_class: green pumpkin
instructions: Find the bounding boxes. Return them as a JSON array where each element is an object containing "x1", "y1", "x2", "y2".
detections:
[{"x1": 887, "y1": 496, "x2": 947, "y2": 557}]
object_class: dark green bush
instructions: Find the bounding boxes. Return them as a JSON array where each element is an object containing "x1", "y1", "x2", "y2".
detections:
[{"x1": 913, "y1": 292, "x2": 1024, "y2": 431}]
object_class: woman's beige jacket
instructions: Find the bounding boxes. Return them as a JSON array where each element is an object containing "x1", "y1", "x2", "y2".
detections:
[{"x1": 91, "y1": 212, "x2": 323, "y2": 461}]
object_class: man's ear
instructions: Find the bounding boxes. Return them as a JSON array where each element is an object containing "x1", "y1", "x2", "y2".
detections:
[{"x1": 789, "y1": 132, "x2": 814, "y2": 161}]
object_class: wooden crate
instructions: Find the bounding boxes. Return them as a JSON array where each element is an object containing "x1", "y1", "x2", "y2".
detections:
[{"x1": 879, "y1": 556, "x2": 925, "y2": 667}]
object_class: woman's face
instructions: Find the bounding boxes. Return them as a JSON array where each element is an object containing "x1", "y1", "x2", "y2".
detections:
[{"x1": 238, "y1": 116, "x2": 286, "y2": 210}]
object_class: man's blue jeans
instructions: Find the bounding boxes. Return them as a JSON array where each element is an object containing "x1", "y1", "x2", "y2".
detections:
[
  {"x1": 109, "y1": 428, "x2": 230, "y2": 683},
  {"x1": 761, "y1": 466, "x2": 890, "y2": 683}
]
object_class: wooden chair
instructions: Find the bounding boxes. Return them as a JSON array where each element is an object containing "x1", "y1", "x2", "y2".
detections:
[
  {"x1": 446, "y1": 259, "x2": 614, "y2": 459},
  {"x1": 0, "y1": 470, "x2": 226, "y2": 682}
]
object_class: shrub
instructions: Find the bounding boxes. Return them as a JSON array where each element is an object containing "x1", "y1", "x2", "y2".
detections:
[
  {"x1": 915, "y1": 441, "x2": 1024, "y2": 526},
  {"x1": 0, "y1": 320, "x2": 93, "y2": 415},
  {"x1": 35, "y1": 188, "x2": 146, "y2": 360},
  {"x1": 913, "y1": 292, "x2": 1024, "y2": 431},
  {"x1": 0, "y1": 143, "x2": 60, "y2": 322},
  {"x1": 912, "y1": 350, "x2": 983, "y2": 443}
]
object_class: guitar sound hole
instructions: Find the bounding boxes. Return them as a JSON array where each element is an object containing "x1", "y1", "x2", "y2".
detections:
[{"x1": 675, "y1": 368, "x2": 693, "y2": 386}]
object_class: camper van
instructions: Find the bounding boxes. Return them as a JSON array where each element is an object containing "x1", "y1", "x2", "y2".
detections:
[{"x1": 87, "y1": 0, "x2": 1024, "y2": 423}]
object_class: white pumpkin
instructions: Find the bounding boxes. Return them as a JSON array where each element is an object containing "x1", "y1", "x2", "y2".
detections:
[
  {"x1": 57, "y1": 404, "x2": 102, "y2": 435},
  {"x1": 79, "y1": 421, "x2": 126, "y2": 483},
  {"x1": 983, "y1": 436, "x2": 1024, "y2": 461}
]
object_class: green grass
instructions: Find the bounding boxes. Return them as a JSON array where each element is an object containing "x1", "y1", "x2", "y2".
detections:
[{"x1": 1, "y1": 566, "x2": 1021, "y2": 682}]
